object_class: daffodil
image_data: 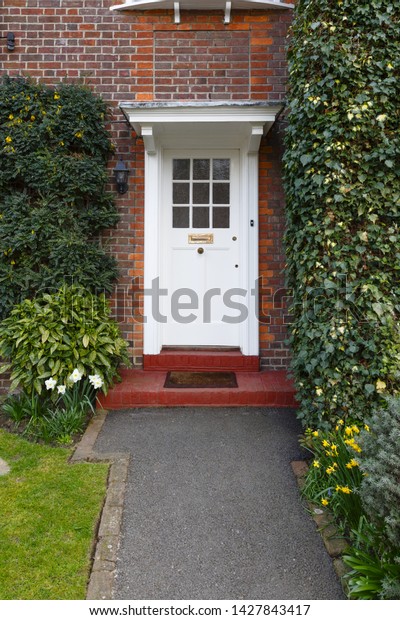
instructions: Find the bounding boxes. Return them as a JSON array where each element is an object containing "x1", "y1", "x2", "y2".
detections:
[
  {"x1": 312, "y1": 460, "x2": 320, "y2": 468},
  {"x1": 89, "y1": 374, "x2": 103, "y2": 389},
  {"x1": 5, "y1": 136, "x2": 12, "y2": 143},
  {"x1": 69, "y1": 368, "x2": 83, "y2": 383},
  {"x1": 321, "y1": 498, "x2": 329, "y2": 507},
  {"x1": 57, "y1": 385, "x2": 66, "y2": 395},
  {"x1": 45, "y1": 377, "x2": 57, "y2": 390}
]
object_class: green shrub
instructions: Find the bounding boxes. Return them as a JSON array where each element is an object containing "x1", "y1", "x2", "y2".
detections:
[
  {"x1": 343, "y1": 517, "x2": 400, "y2": 600},
  {"x1": 358, "y1": 395, "x2": 400, "y2": 559},
  {"x1": 0, "y1": 76, "x2": 119, "y2": 319},
  {"x1": 283, "y1": 0, "x2": 400, "y2": 427},
  {"x1": 0, "y1": 284, "x2": 130, "y2": 394}
]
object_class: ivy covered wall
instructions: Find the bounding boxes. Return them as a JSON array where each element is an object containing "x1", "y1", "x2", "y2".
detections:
[
  {"x1": 284, "y1": 0, "x2": 400, "y2": 427},
  {"x1": 0, "y1": 77, "x2": 119, "y2": 321}
]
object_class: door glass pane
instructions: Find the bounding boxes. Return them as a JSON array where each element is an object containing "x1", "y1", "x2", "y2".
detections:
[
  {"x1": 173, "y1": 183, "x2": 190, "y2": 204},
  {"x1": 213, "y1": 207, "x2": 230, "y2": 229},
  {"x1": 213, "y1": 183, "x2": 230, "y2": 205},
  {"x1": 193, "y1": 159, "x2": 210, "y2": 180},
  {"x1": 193, "y1": 207, "x2": 210, "y2": 228},
  {"x1": 193, "y1": 183, "x2": 209, "y2": 205},
  {"x1": 173, "y1": 207, "x2": 190, "y2": 228},
  {"x1": 213, "y1": 159, "x2": 230, "y2": 180},
  {"x1": 173, "y1": 159, "x2": 190, "y2": 180}
]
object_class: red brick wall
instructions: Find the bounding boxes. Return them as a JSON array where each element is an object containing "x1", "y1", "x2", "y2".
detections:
[{"x1": 0, "y1": 1, "x2": 293, "y2": 385}]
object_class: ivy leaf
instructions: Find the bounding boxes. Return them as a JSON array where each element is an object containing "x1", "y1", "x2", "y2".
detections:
[{"x1": 300, "y1": 154, "x2": 313, "y2": 166}]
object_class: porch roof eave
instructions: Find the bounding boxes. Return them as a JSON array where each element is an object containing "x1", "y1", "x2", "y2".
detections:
[{"x1": 119, "y1": 101, "x2": 285, "y2": 153}]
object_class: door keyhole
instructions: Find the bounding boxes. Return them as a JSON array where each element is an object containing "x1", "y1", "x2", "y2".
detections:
[{"x1": 197, "y1": 247, "x2": 204, "y2": 254}]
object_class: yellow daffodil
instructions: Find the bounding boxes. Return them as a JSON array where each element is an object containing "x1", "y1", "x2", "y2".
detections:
[
  {"x1": 326, "y1": 466, "x2": 336, "y2": 475},
  {"x1": 321, "y1": 498, "x2": 329, "y2": 507},
  {"x1": 346, "y1": 459, "x2": 359, "y2": 469},
  {"x1": 54, "y1": 93, "x2": 60, "y2": 100},
  {"x1": 322, "y1": 440, "x2": 330, "y2": 448},
  {"x1": 5, "y1": 136, "x2": 12, "y2": 143},
  {"x1": 75, "y1": 131, "x2": 83, "y2": 139},
  {"x1": 340, "y1": 486, "x2": 352, "y2": 494},
  {"x1": 312, "y1": 430, "x2": 319, "y2": 438},
  {"x1": 364, "y1": 424, "x2": 370, "y2": 432},
  {"x1": 8, "y1": 114, "x2": 14, "y2": 120},
  {"x1": 330, "y1": 444, "x2": 339, "y2": 456},
  {"x1": 312, "y1": 460, "x2": 320, "y2": 468}
]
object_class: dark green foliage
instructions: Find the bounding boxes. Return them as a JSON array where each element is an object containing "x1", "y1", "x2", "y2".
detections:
[
  {"x1": 0, "y1": 76, "x2": 119, "y2": 319},
  {"x1": 283, "y1": 0, "x2": 400, "y2": 427}
]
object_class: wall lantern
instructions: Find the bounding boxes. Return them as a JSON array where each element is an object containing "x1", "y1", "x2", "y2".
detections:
[
  {"x1": 1, "y1": 32, "x2": 15, "y2": 51},
  {"x1": 113, "y1": 158, "x2": 129, "y2": 194}
]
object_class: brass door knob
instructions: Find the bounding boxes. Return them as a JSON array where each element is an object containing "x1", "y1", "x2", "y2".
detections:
[{"x1": 197, "y1": 247, "x2": 204, "y2": 254}]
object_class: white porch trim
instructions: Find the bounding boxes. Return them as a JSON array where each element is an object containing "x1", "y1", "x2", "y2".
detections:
[
  {"x1": 120, "y1": 102, "x2": 283, "y2": 356},
  {"x1": 111, "y1": 1, "x2": 294, "y2": 24}
]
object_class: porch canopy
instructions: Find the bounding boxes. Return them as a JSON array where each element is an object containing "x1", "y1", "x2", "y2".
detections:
[
  {"x1": 110, "y1": 0, "x2": 294, "y2": 24},
  {"x1": 119, "y1": 101, "x2": 283, "y2": 154}
]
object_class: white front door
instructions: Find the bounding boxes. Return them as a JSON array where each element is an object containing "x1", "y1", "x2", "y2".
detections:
[{"x1": 160, "y1": 150, "x2": 242, "y2": 346}]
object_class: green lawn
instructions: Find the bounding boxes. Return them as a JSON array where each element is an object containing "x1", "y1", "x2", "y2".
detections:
[{"x1": 0, "y1": 430, "x2": 109, "y2": 599}]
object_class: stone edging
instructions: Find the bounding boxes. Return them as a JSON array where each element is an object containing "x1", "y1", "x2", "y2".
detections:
[
  {"x1": 70, "y1": 409, "x2": 130, "y2": 600},
  {"x1": 291, "y1": 461, "x2": 349, "y2": 592}
]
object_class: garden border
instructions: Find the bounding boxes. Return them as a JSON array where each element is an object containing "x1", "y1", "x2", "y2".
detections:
[
  {"x1": 70, "y1": 409, "x2": 130, "y2": 601},
  {"x1": 291, "y1": 460, "x2": 349, "y2": 593}
]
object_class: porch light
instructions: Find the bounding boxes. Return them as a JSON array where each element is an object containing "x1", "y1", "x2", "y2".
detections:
[
  {"x1": 1, "y1": 32, "x2": 15, "y2": 51},
  {"x1": 113, "y1": 158, "x2": 129, "y2": 194}
]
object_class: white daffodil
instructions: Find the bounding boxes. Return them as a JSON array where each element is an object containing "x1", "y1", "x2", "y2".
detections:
[
  {"x1": 69, "y1": 368, "x2": 83, "y2": 383},
  {"x1": 89, "y1": 374, "x2": 103, "y2": 389},
  {"x1": 57, "y1": 385, "x2": 66, "y2": 395},
  {"x1": 376, "y1": 114, "x2": 387, "y2": 123},
  {"x1": 45, "y1": 377, "x2": 57, "y2": 390}
]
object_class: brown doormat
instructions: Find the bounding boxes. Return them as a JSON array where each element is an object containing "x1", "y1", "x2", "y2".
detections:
[{"x1": 164, "y1": 371, "x2": 238, "y2": 389}]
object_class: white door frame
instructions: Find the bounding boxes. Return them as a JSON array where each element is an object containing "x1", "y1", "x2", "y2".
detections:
[{"x1": 120, "y1": 103, "x2": 282, "y2": 356}]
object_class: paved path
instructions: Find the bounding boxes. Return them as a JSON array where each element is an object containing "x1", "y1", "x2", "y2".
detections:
[{"x1": 95, "y1": 407, "x2": 345, "y2": 600}]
